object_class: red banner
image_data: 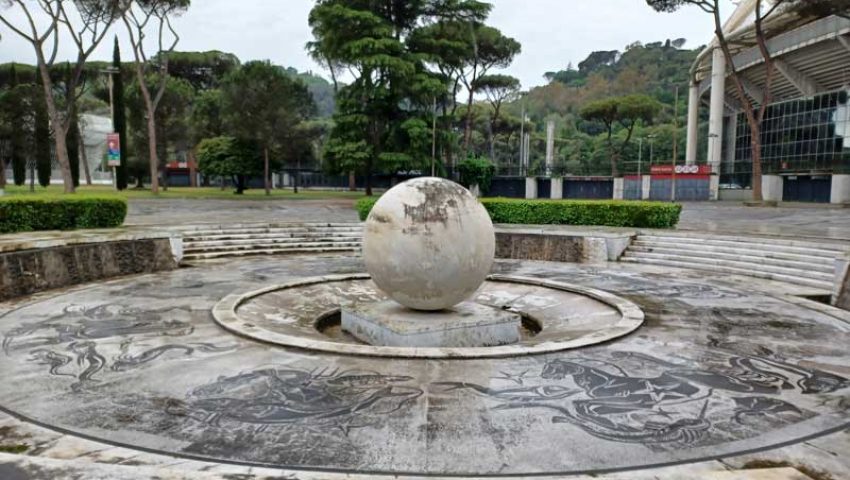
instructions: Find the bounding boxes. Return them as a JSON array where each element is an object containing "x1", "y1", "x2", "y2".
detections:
[{"x1": 650, "y1": 165, "x2": 712, "y2": 175}]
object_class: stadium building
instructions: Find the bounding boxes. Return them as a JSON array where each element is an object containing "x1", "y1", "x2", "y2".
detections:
[{"x1": 686, "y1": 0, "x2": 850, "y2": 203}]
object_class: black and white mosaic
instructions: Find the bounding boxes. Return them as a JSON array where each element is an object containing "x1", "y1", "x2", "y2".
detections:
[{"x1": 0, "y1": 255, "x2": 848, "y2": 476}]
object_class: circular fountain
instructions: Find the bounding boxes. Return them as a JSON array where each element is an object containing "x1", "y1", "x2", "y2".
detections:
[{"x1": 212, "y1": 178, "x2": 644, "y2": 357}]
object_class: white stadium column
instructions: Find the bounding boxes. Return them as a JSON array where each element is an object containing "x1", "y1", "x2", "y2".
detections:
[
  {"x1": 685, "y1": 81, "x2": 699, "y2": 166},
  {"x1": 706, "y1": 47, "x2": 726, "y2": 173}
]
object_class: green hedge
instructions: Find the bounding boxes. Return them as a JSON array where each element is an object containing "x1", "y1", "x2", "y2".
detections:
[
  {"x1": 0, "y1": 196, "x2": 128, "y2": 233},
  {"x1": 356, "y1": 197, "x2": 681, "y2": 228}
]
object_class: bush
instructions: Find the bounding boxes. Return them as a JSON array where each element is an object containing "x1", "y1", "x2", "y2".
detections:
[
  {"x1": 356, "y1": 197, "x2": 379, "y2": 221},
  {"x1": 0, "y1": 196, "x2": 128, "y2": 233},
  {"x1": 482, "y1": 199, "x2": 682, "y2": 228},
  {"x1": 457, "y1": 157, "x2": 496, "y2": 194},
  {"x1": 356, "y1": 196, "x2": 681, "y2": 228}
]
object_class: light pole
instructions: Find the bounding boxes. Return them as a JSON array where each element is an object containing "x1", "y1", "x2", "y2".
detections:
[
  {"x1": 671, "y1": 85, "x2": 680, "y2": 202},
  {"x1": 638, "y1": 137, "x2": 643, "y2": 177},
  {"x1": 101, "y1": 67, "x2": 120, "y2": 189},
  {"x1": 647, "y1": 134, "x2": 656, "y2": 167}
]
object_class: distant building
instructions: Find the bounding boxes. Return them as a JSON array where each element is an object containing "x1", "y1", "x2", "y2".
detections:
[{"x1": 688, "y1": 0, "x2": 850, "y2": 203}]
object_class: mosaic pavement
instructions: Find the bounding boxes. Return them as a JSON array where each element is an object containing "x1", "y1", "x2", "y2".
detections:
[{"x1": 0, "y1": 255, "x2": 848, "y2": 477}]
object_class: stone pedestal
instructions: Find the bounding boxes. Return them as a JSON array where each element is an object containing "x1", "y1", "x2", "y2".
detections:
[
  {"x1": 831, "y1": 174, "x2": 850, "y2": 205},
  {"x1": 525, "y1": 177, "x2": 537, "y2": 199},
  {"x1": 613, "y1": 178, "x2": 624, "y2": 200},
  {"x1": 763, "y1": 175, "x2": 784, "y2": 203},
  {"x1": 709, "y1": 174, "x2": 720, "y2": 201},
  {"x1": 641, "y1": 175, "x2": 651, "y2": 200},
  {"x1": 550, "y1": 177, "x2": 563, "y2": 199},
  {"x1": 342, "y1": 301, "x2": 521, "y2": 348}
]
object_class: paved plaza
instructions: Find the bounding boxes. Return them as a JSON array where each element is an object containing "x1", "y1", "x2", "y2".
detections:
[
  {"x1": 126, "y1": 197, "x2": 850, "y2": 240},
  {"x1": 0, "y1": 254, "x2": 848, "y2": 477}
]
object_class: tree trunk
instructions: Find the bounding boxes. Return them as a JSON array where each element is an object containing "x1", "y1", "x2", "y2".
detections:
[
  {"x1": 348, "y1": 171, "x2": 356, "y2": 191},
  {"x1": 462, "y1": 81, "x2": 476, "y2": 155},
  {"x1": 294, "y1": 158, "x2": 300, "y2": 194},
  {"x1": 36, "y1": 60, "x2": 75, "y2": 193},
  {"x1": 487, "y1": 118, "x2": 495, "y2": 162},
  {"x1": 79, "y1": 124, "x2": 92, "y2": 186},
  {"x1": 189, "y1": 149, "x2": 197, "y2": 187},
  {"x1": 236, "y1": 175, "x2": 246, "y2": 194},
  {"x1": 145, "y1": 113, "x2": 159, "y2": 194},
  {"x1": 751, "y1": 125, "x2": 764, "y2": 201},
  {"x1": 264, "y1": 146, "x2": 270, "y2": 196}
]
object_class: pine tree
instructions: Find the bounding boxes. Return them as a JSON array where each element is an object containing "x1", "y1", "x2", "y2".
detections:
[{"x1": 112, "y1": 37, "x2": 128, "y2": 190}]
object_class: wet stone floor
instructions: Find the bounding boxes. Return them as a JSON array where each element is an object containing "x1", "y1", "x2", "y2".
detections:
[{"x1": 0, "y1": 254, "x2": 848, "y2": 477}]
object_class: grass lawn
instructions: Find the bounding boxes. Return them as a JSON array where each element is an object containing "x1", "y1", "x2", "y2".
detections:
[{"x1": 1, "y1": 185, "x2": 369, "y2": 201}]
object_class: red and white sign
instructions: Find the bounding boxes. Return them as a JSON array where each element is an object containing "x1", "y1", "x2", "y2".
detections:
[{"x1": 650, "y1": 165, "x2": 712, "y2": 175}]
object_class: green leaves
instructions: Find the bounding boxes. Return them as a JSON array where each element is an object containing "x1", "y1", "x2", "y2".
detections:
[
  {"x1": 196, "y1": 136, "x2": 262, "y2": 179},
  {"x1": 0, "y1": 197, "x2": 127, "y2": 233},
  {"x1": 355, "y1": 196, "x2": 683, "y2": 228}
]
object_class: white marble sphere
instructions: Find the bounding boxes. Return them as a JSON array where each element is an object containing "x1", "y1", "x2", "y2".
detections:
[{"x1": 363, "y1": 177, "x2": 495, "y2": 311}]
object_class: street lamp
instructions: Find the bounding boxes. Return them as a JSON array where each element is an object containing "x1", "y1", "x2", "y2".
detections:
[{"x1": 646, "y1": 134, "x2": 657, "y2": 167}]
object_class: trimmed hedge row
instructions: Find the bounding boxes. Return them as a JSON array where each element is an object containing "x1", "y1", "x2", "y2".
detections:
[
  {"x1": 355, "y1": 197, "x2": 681, "y2": 228},
  {"x1": 0, "y1": 196, "x2": 128, "y2": 233}
]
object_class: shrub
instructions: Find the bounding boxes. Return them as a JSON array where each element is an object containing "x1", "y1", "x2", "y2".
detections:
[
  {"x1": 457, "y1": 157, "x2": 496, "y2": 194},
  {"x1": 482, "y1": 199, "x2": 682, "y2": 228},
  {"x1": 356, "y1": 197, "x2": 379, "y2": 221},
  {"x1": 355, "y1": 196, "x2": 681, "y2": 228},
  {"x1": 0, "y1": 196, "x2": 128, "y2": 233}
]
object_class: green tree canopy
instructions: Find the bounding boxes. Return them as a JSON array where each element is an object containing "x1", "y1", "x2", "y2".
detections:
[
  {"x1": 195, "y1": 136, "x2": 261, "y2": 194},
  {"x1": 580, "y1": 94, "x2": 661, "y2": 176}
]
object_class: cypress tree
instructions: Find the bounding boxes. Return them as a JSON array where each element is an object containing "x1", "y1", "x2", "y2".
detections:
[
  {"x1": 9, "y1": 64, "x2": 26, "y2": 186},
  {"x1": 34, "y1": 76, "x2": 51, "y2": 188},
  {"x1": 67, "y1": 109, "x2": 80, "y2": 187},
  {"x1": 112, "y1": 37, "x2": 128, "y2": 190},
  {"x1": 66, "y1": 64, "x2": 80, "y2": 187}
]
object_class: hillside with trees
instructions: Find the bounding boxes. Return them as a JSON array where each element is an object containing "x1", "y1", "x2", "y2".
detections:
[{"x1": 487, "y1": 39, "x2": 708, "y2": 177}]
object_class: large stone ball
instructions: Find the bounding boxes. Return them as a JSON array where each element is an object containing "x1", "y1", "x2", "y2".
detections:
[{"x1": 363, "y1": 177, "x2": 495, "y2": 311}]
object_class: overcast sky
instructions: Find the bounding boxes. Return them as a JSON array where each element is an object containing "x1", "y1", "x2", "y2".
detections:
[{"x1": 0, "y1": 0, "x2": 735, "y2": 90}]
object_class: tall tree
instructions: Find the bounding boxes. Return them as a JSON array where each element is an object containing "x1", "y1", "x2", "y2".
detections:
[
  {"x1": 580, "y1": 94, "x2": 661, "y2": 177},
  {"x1": 33, "y1": 77, "x2": 51, "y2": 188},
  {"x1": 219, "y1": 61, "x2": 316, "y2": 195},
  {"x1": 475, "y1": 73, "x2": 520, "y2": 159},
  {"x1": 309, "y1": 0, "x2": 500, "y2": 194},
  {"x1": 112, "y1": 36, "x2": 129, "y2": 190},
  {"x1": 308, "y1": 0, "x2": 423, "y2": 196},
  {"x1": 645, "y1": 0, "x2": 796, "y2": 201},
  {"x1": 125, "y1": 74, "x2": 194, "y2": 189},
  {"x1": 6, "y1": 64, "x2": 27, "y2": 186},
  {"x1": 457, "y1": 25, "x2": 520, "y2": 153},
  {"x1": 63, "y1": 63, "x2": 80, "y2": 187},
  {"x1": 0, "y1": 0, "x2": 125, "y2": 193},
  {"x1": 122, "y1": 0, "x2": 190, "y2": 194}
]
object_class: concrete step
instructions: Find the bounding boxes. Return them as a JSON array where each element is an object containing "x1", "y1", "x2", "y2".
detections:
[
  {"x1": 640, "y1": 231, "x2": 849, "y2": 252},
  {"x1": 185, "y1": 241, "x2": 362, "y2": 254},
  {"x1": 184, "y1": 231, "x2": 364, "y2": 242},
  {"x1": 621, "y1": 251, "x2": 833, "y2": 282},
  {"x1": 183, "y1": 246, "x2": 360, "y2": 260},
  {"x1": 180, "y1": 222, "x2": 362, "y2": 232},
  {"x1": 637, "y1": 235, "x2": 848, "y2": 255},
  {"x1": 625, "y1": 246, "x2": 835, "y2": 273},
  {"x1": 626, "y1": 243, "x2": 836, "y2": 266},
  {"x1": 633, "y1": 238, "x2": 842, "y2": 259},
  {"x1": 620, "y1": 257, "x2": 833, "y2": 291},
  {"x1": 184, "y1": 236, "x2": 363, "y2": 248}
]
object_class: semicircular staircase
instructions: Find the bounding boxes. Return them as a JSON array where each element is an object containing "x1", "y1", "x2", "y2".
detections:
[{"x1": 180, "y1": 222, "x2": 363, "y2": 261}]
